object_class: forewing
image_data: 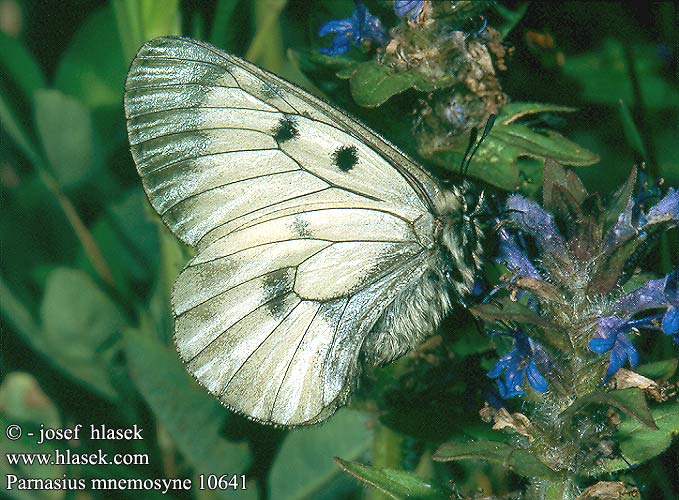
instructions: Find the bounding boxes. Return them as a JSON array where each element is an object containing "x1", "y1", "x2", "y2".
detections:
[{"x1": 124, "y1": 36, "x2": 441, "y2": 249}]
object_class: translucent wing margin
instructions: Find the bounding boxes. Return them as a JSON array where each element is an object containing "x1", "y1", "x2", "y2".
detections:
[{"x1": 124, "y1": 37, "x2": 442, "y2": 425}]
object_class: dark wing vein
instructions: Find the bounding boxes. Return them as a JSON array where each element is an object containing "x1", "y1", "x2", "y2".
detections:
[{"x1": 269, "y1": 304, "x2": 321, "y2": 420}]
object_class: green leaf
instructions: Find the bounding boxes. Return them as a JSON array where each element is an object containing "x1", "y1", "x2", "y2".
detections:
[
  {"x1": 113, "y1": 0, "x2": 181, "y2": 62},
  {"x1": 1, "y1": 274, "x2": 111, "y2": 402},
  {"x1": 561, "y1": 38, "x2": 679, "y2": 109},
  {"x1": 604, "y1": 165, "x2": 637, "y2": 231},
  {"x1": 34, "y1": 89, "x2": 101, "y2": 188},
  {"x1": 123, "y1": 329, "x2": 252, "y2": 496},
  {"x1": 82, "y1": 190, "x2": 159, "y2": 297},
  {"x1": 635, "y1": 359, "x2": 678, "y2": 380},
  {"x1": 433, "y1": 440, "x2": 559, "y2": 479},
  {"x1": 492, "y1": 124, "x2": 600, "y2": 166},
  {"x1": 596, "y1": 399, "x2": 679, "y2": 473},
  {"x1": 334, "y1": 458, "x2": 448, "y2": 500},
  {"x1": 0, "y1": 88, "x2": 45, "y2": 168},
  {"x1": 448, "y1": 326, "x2": 495, "y2": 357},
  {"x1": 0, "y1": 32, "x2": 46, "y2": 99},
  {"x1": 54, "y1": 5, "x2": 128, "y2": 109},
  {"x1": 40, "y1": 268, "x2": 125, "y2": 399},
  {"x1": 245, "y1": 0, "x2": 287, "y2": 70},
  {"x1": 210, "y1": 0, "x2": 241, "y2": 50},
  {"x1": 494, "y1": 2, "x2": 528, "y2": 40},
  {"x1": 0, "y1": 374, "x2": 64, "y2": 500},
  {"x1": 344, "y1": 62, "x2": 436, "y2": 107},
  {"x1": 561, "y1": 388, "x2": 657, "y2": 430},
  {"x1": 617, "y1": 100, "x2": 648, "y2": 160},
  {"x1": 269, "y1": 410, "x2": 371, "y2": 500},
  {"x1": 500, "y1": 102, "x2": 577, "y2": 125},
  {"x1": 472, "y1": 299, "x2": 570, "y2": 353},
  {"x1": 420, "y1": 122, "x2": 598, "y2": 192},
  {"x1": 0, "y1": 274, "x2": 42, "y2": 347}
]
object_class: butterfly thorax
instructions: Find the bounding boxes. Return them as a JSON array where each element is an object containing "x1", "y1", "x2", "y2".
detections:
[
  {"x1": 435, "y1": 180, "x2": 485, "y2": 297},
  {"x1": 360, "y1": 181, "x2": 484, "y2": 369}
]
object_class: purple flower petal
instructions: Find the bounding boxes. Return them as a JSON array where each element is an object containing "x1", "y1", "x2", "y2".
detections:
[
  {"x1": 526, "y1": 360, "x2": 548, "y2": 393},
  {"x1": 497, "y1": 226, "x2": 542, "y2": 279},
  {"x1": 507, "y1": 195, "x2": 568, "y2": 257},
  {"x1": 394, "y1": 0, "x2": 424, "y2": 20},
  {"x1": 318, "y1": 18, "x2": 354, "y2": 36},
  {"x1": 590, "y1": 316, "x2": 640, "y2": 381},
  {"x1": 663, "y1": 307, "x2": 679, "y2": 342},
  {"x1": 319, "y1": 37, "x2": 351, "y2": 56},
  {"x1": 589, "y1": 336, "x2": 616, "y2": 353},
  {"x1": 318, "y1": 3, "x2": 385, "y2": 56},
  {"x1": 615, "y1": 270, "x2": 679, "y2": 315},
  {"x1": 646, "y1": 188, "x2": 679, "y2": 223},
  {"x1": 488, "y1": 330, "x2": 549, "y2": 399}
]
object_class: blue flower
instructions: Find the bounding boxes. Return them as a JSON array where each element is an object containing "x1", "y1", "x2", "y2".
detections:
[
  {"x1": 496, "y1": 223, "x2": 542, "y2": 279},
  {"x1": 615, "y1": 270, "x2": 678, "y2": 315},
  {"x1": 319, "y1": 2, "x2": 386, "y2": 56},
  {"x1": 663, "y1": 307, "x2": 679, "y2": 343},
  {"x1": 646, "y1": 188, "x2": 679, "y2": 223},
  {"x1": 590, "y1": 268, "x2": 679, "y2": 379},
  {"x1": 488, "y1": 331, "x2": 548, "y2": 398},
  {"x1": 589, "y1": 316, "x2": 641, "y2": 381},
  {"x1": 506, "y1": 195, "x2": 568, "y2": 258},
  {"x1": 394, "y1": 0, "x2": 424, "y2": 20},
  {"x1": 606, "y1": 180, "x2": 679, "y2": 249}
]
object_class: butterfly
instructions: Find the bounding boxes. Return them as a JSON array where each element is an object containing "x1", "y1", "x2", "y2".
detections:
[{"x1": 124, "y1": 37, "x2": 486, "y2": 426}]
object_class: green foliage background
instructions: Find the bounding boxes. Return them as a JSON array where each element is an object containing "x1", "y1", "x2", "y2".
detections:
[{"x1": 1, "y1": 1, "x2": 677, "y2": 499}]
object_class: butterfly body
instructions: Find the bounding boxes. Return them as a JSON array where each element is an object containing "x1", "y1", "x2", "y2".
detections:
[{"x1": 125, "y1": 37, "x2": 483, "y2": 426}]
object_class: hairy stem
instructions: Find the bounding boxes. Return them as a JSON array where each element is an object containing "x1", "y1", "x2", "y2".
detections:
[{"x1": 526, "y1": 477, "x2": 578, "y2": 500}]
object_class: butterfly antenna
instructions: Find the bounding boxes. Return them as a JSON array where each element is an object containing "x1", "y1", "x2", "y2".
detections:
[
  {"x1": 459, "y1": 127, "x2": 478, "y2": 176},
  {"x1": 460, "y1": 114, "x2": 496, "y2": 177}
]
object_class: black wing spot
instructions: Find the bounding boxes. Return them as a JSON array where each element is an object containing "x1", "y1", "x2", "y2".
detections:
[
  {"x1": 332, "y1": 145, "x2": 358, "y2": 172},
  {"x1": 292, "y1": 216, "x2": 312, "y2": 238},
  {"x1": 262, "y1": 270, "x2": 292, "y2": 318},
  {"x1": 273, "y1": 116, "x2": 299, "y2": 143}
]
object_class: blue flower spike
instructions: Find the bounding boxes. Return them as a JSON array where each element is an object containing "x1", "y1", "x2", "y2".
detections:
[
  {"x1": 590, "y1": 268, "x2": 679, "y2": 379},
  {"x1": 394, "y1": 0, "x2": 424, "y2": 20},
  {"x1": 319, "y1": 2, "x2": 386, "y2": 56},
  {"x1": 488, "y1": 330, "x2": 548, "y2": 398}
]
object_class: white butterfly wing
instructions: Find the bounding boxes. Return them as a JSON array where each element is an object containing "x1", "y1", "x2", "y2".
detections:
[{"x1": 125, "y1": 37, "x2": 442, "y2": 425}]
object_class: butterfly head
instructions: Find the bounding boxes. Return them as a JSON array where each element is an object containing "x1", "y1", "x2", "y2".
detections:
[{"x1": 436, "y1": 180, "x2": 485, "y2": 298}]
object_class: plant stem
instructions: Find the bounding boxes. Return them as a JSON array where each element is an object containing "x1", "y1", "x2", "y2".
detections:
[
  {"x1": 526, "y1": 477, "x2": 578, "y2": 500},
  {"x1": 365, "y1": 419, "x2": 404, "y2": 500}
]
